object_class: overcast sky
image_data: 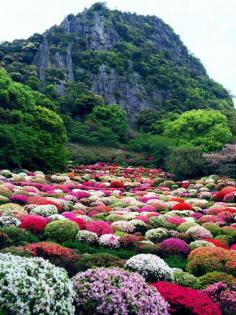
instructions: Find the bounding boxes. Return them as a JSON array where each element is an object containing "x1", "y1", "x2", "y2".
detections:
[{"x1": 0, "y1": 0, "x2": 235, "y2": 101}]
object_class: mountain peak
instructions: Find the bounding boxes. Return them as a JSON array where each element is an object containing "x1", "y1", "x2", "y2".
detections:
[{"x1": 0, "y1": 4, "x2": 233, "y2": 122}]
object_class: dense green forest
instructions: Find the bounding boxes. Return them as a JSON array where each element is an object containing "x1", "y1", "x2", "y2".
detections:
[{"x1": 0, "y1": 3, "x2": 235, "y2": 175}]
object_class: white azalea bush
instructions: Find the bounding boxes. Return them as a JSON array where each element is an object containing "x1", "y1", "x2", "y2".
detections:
[
  {"x1": 99, "y1": 234, "x2": 120, "y2": 248},
  {"x1": 125, "y1": 254, "x2": 174, "y2": 282},
  {"x1": 145, "y1": 228, "x2": 169, "y2": 243},
  {"x1": 29, "y1": 205, "x2": 58, "y2": 217},
  {"x1": 0, "y1": 253, "x2": 75, "y2": 315},
  {"x1": 0, "y1": 215, "x2": 20, "y2": 227},
  {"x1": 111, "y1": 220, "x2": 135, "y2": 233},
  {"x1": 189, "y1": 240, "x2": 216, "y2": 250},
  {"x1": 186, "y1": 226, "x2": 213, "y2": 240},
  {"x1": 76, "y1": 230, "x2": 99, "y2": 244}
]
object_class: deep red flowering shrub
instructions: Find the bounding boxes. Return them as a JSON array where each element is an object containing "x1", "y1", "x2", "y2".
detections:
[
  {"x1": 187, "y1": 247, "x2": 236, "y2": 276},
  {"x1": 69, "y1": 217, "x2": 86, "y2": 229},
  {"x1": 214, "y1": 186, "x2": 236, "y2": 201},
  {"x1": 172, "y1": 203, "x2": 193, "y2": 211},
  {"x1": 27, "y1": 196, "x2": 62, "y2": 211},
  {"x1": 86, "y1": 221, "x2": 113, "y2": 236},
  {"x1": 231, "y1": 244, "x2": 236, "y2": 250},
  {"x1": 204, "y1": 238, "x2": 229, "y2": 249},
  {"x1": 151, "y1": 281, "x2": 222, "y2": 315},
  {"x1": 110, "y1": 181, "x2": 125, "y2": 189},
  {"x1": 119, "y1": 235, "x2": 140, "y2": 248},
  {"x1": 91, "y1": 205, "x2": 112, "y2": 213},
  {"x1": 23, "y1": 241, "x2": 79, "y2": 275},
  {"x1": 20, "y1": 215, "x2": 49, "y2": 233},
  {"x1": 159, "y1": 238, "x2": 190, "y2": 257}
]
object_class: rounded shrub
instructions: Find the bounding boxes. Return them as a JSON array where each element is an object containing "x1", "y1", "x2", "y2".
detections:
[
  {"x1": 44, "y1": 220, "x2": 78, "y2": 243},
  {"x1": 199, "y1": 271, "x2": 236, "y2": 288},
  {"x1": 73, "y1": 267, "x2": 169, "y2": 315},
  {"x1": 159, "y1": 238, "x2": 189, "y2": 257},
  {"x1": 173, "y1": 270, "x2": 200, "y2": 289},
  {"x1": 151, "y1": 281, "x2": 221, "y2": 315},
  {"x1": 75, "y1": 253, "x2": 122, "y2": 272},
  {"x1": 202, "y1": 222, "x2": 222, "y2": 236},
  {"x1": 125, "y1": 254, "x2": 174, "y2": 282},
  {"x1": 0, "y1": 253, "x2": 75, "y2": 314},
  {"x1": 86, "y1": 221, "x2": 113, "y2": 236},
  {"x1": 145, "y1": 228, "x2": 169, "y2": 243},
  {"x1": 187, "y1": 247, "x2": 236, "y2": 276}
]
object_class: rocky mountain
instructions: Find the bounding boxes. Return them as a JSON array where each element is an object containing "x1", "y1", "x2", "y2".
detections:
[{"x1": 0, "y1": 2, "x2": 233, "y2": 121}]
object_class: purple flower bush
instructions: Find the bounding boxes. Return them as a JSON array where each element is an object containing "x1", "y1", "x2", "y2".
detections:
[
  {"x1": 204, "y1": 282, "x2": 236, "y2": 315},
  {"x1": 72, "y1": 267, "x2": 169, "y2": 315}
]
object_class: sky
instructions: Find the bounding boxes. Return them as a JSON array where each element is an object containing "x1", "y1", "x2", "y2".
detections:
[{"x1": 0, "y1": 0, "x2": 235, "y2": 101}]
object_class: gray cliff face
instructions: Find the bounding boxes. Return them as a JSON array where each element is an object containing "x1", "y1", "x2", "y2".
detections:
[{"x1": 32, "y1": 5, "x2": 205, "y2": 120}]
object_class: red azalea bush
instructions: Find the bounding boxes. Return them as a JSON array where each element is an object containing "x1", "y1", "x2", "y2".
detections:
[
  {"x1": 214, "y1": 186, "x2": 236, "y2": 201},
  {"x1": 86, "y1": 221, "x2": 113, "y2": 236},
  {"x1": 20, "y1": 215, "x2": 49, "y2": 233},
  {"x1": 172, "y1": 203, "x2": 193, "y2": 211},
  {"x1": 230, "y1": 244, "x2": 236, "y2": 250},
  {"x1": 110, "y1": 181, "x2": 125, "y2": 189},
  {"x1": 203, "y1": 238, "x2": 229, "y2": 249},
  {"x1": 119, "y1": 235, "x2": 141, "y2": 248},
  {"x1": 23, "y1": 241, "x2": 79, "y2": 275},
  {"x1": 27, "y1": 196, "x2": 62, "y2": 211},
  {"x1": 151, "y1": 281, "x2": 222, "y2": 315},
  {"x1": 69, "y1": 217, "x2": 86, "y2": 229}
]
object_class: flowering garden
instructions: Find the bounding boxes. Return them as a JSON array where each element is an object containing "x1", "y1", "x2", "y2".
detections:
[{"x1": 0, "y1": 163, "x2": 235, "y2": 314}]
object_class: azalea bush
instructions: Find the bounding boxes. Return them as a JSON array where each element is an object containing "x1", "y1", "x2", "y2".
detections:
[
  {"x1": 125, "y1": 254, "x2": 174, "y2": 282},
  {"x1": 72, "y1": 267, "x2": 169, "y2": 315},
  {"x1": 44, "y1": 220, "x2": 78, "y2": 242},
  {"x1": 0, "y1": 253, "x2": 75, "y2": 314},
  {"x1": 151, "y1": 281, "x2": 222, "y2": 315}
]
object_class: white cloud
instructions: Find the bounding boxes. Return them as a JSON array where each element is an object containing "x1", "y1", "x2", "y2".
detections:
[{"x1": 0, "y1": 0, "x2": 235, "y2": 101}]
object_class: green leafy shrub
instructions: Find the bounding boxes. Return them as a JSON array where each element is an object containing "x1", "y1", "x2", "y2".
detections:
[
  {"x1": 44, "y1": 220, "x2": 78, "y2": 243},
  {"x1": 75, "y1": 252, "x2": 123, "y2": 272},
  {"x1": 0, "y1": 227, "x2": 39, "y2": 247},
  {"x1": 199, "y1": 271, "x2": 236, "y2": 288},
  {"x1": 164, "y1": 109, "x2": 232, "y2": 152},
  {"x1": 166, "y1": 147, "x2": 205, "y2": 179},
  {"x1": 202, "y1": 223, "x2": 222, "y2": 236},
  {"x1": 164, "y1": 254, "x2": 187, "y2": 270}
]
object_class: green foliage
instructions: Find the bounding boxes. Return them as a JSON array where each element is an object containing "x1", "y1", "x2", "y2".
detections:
[
  {"x1": 63, "y1": 241, "x2": 135, "y2": 259},
  {"x1": 199, "y1": 271, "x2": 236, "y2": 288},
  {"x1": 75, "y1": 252, "x2": 123, "y2": 272},
  {"x1": 164, "y1": 109, "x2": 232, "y2": 152},
  {"x1": 0, "y1": 68, "x2": 68, "y2": 171},
  {"x1": 165, "y1": 147, "x2": 206, "y2": 179},
  {"x1": 87, "y1": 104, "x2": 129, "y2": 142},
  {"x1": 173, "y1": 270, "x2": 201, "y2": 289},
  {"x1": 0, "y1": 227, "x2": 39, "y2": 247},
  {"x1": 60, "y1": 81, "x2": 105, "y2": 118},
  {"x1": 164, "y1": 254, "x2": 187, "y2": 270},
  {"x1": 127, "y1": 133, "x2": 175, "y2": 167},
  {"x1": 44, "y1": 220, "x2": 78, "y2": 243}
]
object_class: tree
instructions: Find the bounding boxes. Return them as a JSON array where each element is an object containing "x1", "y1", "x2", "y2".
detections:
[
  {"x1": 164, "y1": 109, "x2": 232, "y2": 152},
  {"x1": 87, "y1": 104, "x2": 128, "y2": 142},
  {"x1": 0, "y1": 68, "x2": 68, "y2": 171}
]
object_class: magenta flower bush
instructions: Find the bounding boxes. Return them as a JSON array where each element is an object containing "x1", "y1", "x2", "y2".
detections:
[
  {"x1": 159, "y1": 238, "x2": 190, "y2": 257},
  {"x1": 72, "y1": 268, "x2": 169, "y2": 315}
]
